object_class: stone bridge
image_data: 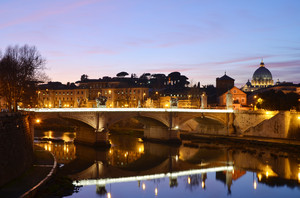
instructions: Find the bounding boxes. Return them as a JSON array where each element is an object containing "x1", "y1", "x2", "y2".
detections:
[
  {"x1": 24, "y1": 108, "x2": 300, "y2": 147},
  {"x1": 27, "y1": 108, "x2": 233, "y2": 146}
]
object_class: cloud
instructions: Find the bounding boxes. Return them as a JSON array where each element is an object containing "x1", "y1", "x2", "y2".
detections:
[
  {"x1": 268, "y1": 59, "x2": 300, "y2": 69},
  {"x1": 84, "y1": 48, "x2": 118, "y2": 55},
  {"x1": 46, "y1": 50, "x2": 68, "y2": 57},
  {"x1": 125, "y1": 39, "x2": 154, "y2": 47},
  {"x1": 0, "y1": 0, "x2": 101, "y2": 29},
  {"x1": 213, "y1": 55, "x2": 277, "y2": 66},
  {"x1": 145, "y1": 67, "x2": 196, "y2": 74}
]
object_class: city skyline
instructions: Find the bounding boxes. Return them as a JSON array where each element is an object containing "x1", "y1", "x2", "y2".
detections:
[{"x1": 1, "y1": 0, "x2": 300, "y2": 86}]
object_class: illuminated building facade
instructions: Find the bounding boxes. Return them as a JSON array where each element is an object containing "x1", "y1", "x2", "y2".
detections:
[
  {"x1": 37, "y1": 82, "x2": 89, "y2": 108},
  {"x1": 216, "y1": 73, "x2": 247, "y2": 108},
  {"x1": 218, "y1": 86, "x2": 247, "y2": 108},
  {"x1": 77, "y1": 77, "x2": 149, "y2": 108}
]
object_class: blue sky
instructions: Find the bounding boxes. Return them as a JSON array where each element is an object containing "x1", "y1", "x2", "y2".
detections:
[{"x1": 0, "y1": 0, "x2": 300, "y2": 86}]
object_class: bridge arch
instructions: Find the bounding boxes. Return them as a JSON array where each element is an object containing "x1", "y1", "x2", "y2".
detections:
[
  {"x1": 178, "y1": 114, "x2": 228, "y2": 133},
  {"x1": 34, "y1": 112, "x2": 98, "y2": 130},
  {"x1": 107, "y1": 114, "x2": 169, "y2": 129}
]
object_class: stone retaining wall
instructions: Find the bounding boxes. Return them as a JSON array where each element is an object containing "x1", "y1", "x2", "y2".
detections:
[{"x1": 0, "y1": 112, "x2": 34, "y2": 187}]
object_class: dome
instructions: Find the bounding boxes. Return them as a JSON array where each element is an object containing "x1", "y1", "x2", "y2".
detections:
[{"x1": 252, "y1": 61, "x2": 272, "y2": 81}]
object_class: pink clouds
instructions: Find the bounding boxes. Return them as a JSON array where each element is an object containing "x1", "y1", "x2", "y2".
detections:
[
  {"x1": 268, "y1": 60, "x2": 300, "y2": 69},
  {"x1": 145, "y1": 67, "x2": 196, "y2": 74},
  {"x1": 0, "y1": 0, "x2": 102, "y2": 30},
  {"x1": 84, "y1": 48, "x2": 118, "y2": 55}
]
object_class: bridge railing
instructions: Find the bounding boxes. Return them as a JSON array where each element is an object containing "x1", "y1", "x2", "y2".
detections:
[{"x1": 20, "y1": 108, "x2": 234, "y2": 113}]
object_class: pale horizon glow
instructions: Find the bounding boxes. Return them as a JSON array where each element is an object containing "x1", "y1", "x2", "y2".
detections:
[{"x1": 1, "y1": 0, "x2": 300, "y2": 87}]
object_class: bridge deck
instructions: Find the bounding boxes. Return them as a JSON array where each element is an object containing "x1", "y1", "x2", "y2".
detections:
[{"x1": 23, "y1": 108, "x2": 234, "y2": 113}]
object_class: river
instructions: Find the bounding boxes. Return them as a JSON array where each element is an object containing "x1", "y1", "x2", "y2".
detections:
[{"x1": 34, "y1": 130, "x2": 300, "y2": 198}]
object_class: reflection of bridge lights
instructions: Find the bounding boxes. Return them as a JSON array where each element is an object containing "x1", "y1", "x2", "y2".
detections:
[
  {"x1": 74, "y1": 166, "x2": 234, "y2": 186},
  {"x1": 48, "y1": 131, "x2": 53, "y2": 139},
  {"x1": 253, "y1": 180, "x2": 257, "y2": 189},
  {"x1": 142, "y1": 183, "x2": 146, "y2": 190},
  {"x1": 107, "y1": 192, "x2": 111, "y2": 198},
  {"x1": 155, "y1": 188, "x2": 158, "y2": 196},
  {"x1": 266, "y1": 171, "x2": 269, "y2": 178},
  {"x1": 187, "y1": 177, "x2": 191, "y2": 184},
  {"x1": 201, "y1": 181, "x2": 205, "y2": 189},
  {"x1": 175, "y1": 155, "x2": 178, "y2": 162},
  {"x1": 138, "y1": 146, "x2": 144, "y2": 153},
  {"x1": 258, "y1": 173, "x2": 262, "y2": 181},
  {"x1": 109, "y1": 149, "x2": 112, "y2": 154},
  {"x1": 44, "y1": 145, "x2": 47, "y2": 150}
]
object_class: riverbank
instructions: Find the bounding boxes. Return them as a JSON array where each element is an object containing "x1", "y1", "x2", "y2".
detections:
[{"x1": 0, "y1": 146, "x2": 57, "y2": 198}]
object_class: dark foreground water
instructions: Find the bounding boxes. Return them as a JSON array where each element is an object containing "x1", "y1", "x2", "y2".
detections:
[{"x1": 35, "y1": 130, "x2": 300, "y2": 198}]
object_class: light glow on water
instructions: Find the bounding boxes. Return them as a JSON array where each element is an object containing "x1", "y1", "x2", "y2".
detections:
[{"x1": 73, "y1": 166, "x2": 234, "y2": 186}]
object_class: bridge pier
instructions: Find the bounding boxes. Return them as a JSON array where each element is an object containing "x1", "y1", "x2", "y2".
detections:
[
  {"x1": 143, "y1": 125, "x2": 181, "y2": 144},
  {"x1": 75, "y1": 129, "x2": 111, "y2": 148},
  {"x1": 226, "y1": 113, "x2": 235, "y2": 135}
]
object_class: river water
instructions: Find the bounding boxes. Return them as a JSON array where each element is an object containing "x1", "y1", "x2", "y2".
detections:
[{"x1": 35, "y1": 130, "x2": 300, "y2": 198}]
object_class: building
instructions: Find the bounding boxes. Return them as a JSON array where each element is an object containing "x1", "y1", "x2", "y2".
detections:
[
  {"x1": 37, "y1": 82, "x2": 89, "y2": 108},
  {"x1": 216, "y1": 73, "x2": 235, "y2": 96},
  {"x1": 242, "y1": 60, "x2": 274, "y2": 92},
  {"x1": 216, "y1": 73, "x2": 247, "y2": 109},
  {"x1": 77, "y1": 77, "x2": 149, "y2": 108},
  {"x1": 0, "y1": 96, "x2": 6, "y2": 111},
  {"x1": 218, "y1": 86, "x2": 247, "y2": 108}
]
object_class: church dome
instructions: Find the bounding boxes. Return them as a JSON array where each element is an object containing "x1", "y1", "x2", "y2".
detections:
[{"x1": 252, "y1": 61, "x2": 272, "y2": 81}]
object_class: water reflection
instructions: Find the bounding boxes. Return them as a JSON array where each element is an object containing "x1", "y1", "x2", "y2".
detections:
[
  {"x1": 35, "y1": 141, "x2": 76, "y2": 164},
  {"x1": 34, "y1": 131, "x2": 300, "y2": 197}
]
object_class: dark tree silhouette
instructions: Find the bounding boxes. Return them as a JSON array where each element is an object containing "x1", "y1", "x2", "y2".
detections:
[
  {"x1": 80, "y1": 74, "x2": 88, "y2": 81},
  {"x1": 116, "y1": 71, "x2": 129, "y2": 77},
  {"x1": 256, "y1": 90, "x2": 299, "y2": 110},
  {"x1": 0, "y1": 45, "x2": 46, "y2": 111}
]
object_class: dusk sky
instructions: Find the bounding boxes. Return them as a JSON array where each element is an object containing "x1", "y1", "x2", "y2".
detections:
[{"x1": 1, "y1": 0, "x2": 300, "y2": 87}]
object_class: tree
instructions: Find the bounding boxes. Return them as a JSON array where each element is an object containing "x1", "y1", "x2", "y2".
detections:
[
  {"x1": 81, "y1": 74, "x2": 88, "y2": 81},
  {"x1": 0, "y1": 45, "x2": 46, "y2": 111},
  {"x1": 256, "y1": 90, "x2": 299, "y2": 110},
  {"x1": 116, "y1": 71, "x2": 129, "y2": 78}
]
